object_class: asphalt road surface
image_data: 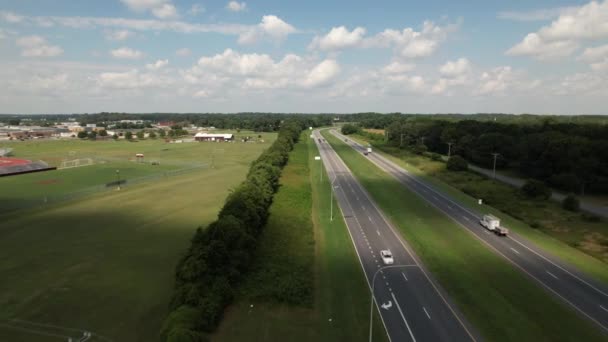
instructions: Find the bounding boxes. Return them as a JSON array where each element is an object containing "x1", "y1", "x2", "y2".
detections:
[
  {"x1": 330, "y1": 129, "x2": 608, "y2": 335},
  {"x1": 313, "y1": 130, "x2": 477, "y2": 342}
]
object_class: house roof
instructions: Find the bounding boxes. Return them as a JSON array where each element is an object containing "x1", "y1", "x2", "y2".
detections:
[{"x1": 194, "y1": 133, "x2": 233, "y2": 139}]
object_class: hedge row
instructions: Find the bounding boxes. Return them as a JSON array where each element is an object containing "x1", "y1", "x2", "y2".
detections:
[{"x1": 161, "y1": 120, "x2": 303, "y2": 342}]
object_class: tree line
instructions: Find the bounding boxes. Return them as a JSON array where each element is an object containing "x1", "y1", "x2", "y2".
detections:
[
  {"x1": 370, "y1": 118, "x2": 608, "y2": 195},
  {"x1": 160, "y1": 120, "x2": 303, "y2": 342}
]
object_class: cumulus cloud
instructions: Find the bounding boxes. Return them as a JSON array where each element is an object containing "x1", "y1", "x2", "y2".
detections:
[
  {"x1": 227, "y1": 1, "x2": 247, "y2": 12},
  {"x1": 506, "y1": 33, "x2": 578, "y2": 60},
  {"x1": 186, "y1": 49, "x2": 340, "y2": 91},
  {"x1": 16, "y1": 35, "x2": 63, "y2": 57},
  {"x1": 176, "y1": 48, "x2": 191, "y2": 57},
  {"x1": 146, "y1": 59, "x2": 168, "y2": 70},
  {"x1": 110, "y1": 47, "x2": 144, "y2": 59},
  {"x1": 578, "y1": 44, "x2": 608, "y2": 62},
  {"x1": 95, "y1": 69, "x2": 172, "y2": 89},
  {"x1": 507, "y1": 1, "x2": 608, "y2": 60},
  {"x1": 381, "y1": 62, "x2": 415, "y2": 74},
  {"x1": 439, "y1": 58, "x2": 471, "y2": 77},
  {"x1": 476, "y1": 66, "x2": 515, "y2": 95},
  {"x1": 237, "y1": 15, "x2": 296, "y2": 44},
  {"x1": 120, "y1": 0, "x2": 178, "y2": 19},
  {"x1": 309, "y1": 26, "x2": 366, "y2": 51},
  {"x1": 309, "y1": 20, "x2": 457, "y2": 58},
  {"x1": 105, "y1": 29, "x2": 134, "y2": 41},
  {"x1": 1, "y1": 11, "x2": 23, "y2": 23}
]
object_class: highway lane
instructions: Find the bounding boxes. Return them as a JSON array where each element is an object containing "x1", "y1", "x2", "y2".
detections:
[
  {"x1": 313, "y1": 130, "x2": 477, "y2": 342},
  {"x1": 329, "y1": 129, "x2": 608, "y2": 334}
]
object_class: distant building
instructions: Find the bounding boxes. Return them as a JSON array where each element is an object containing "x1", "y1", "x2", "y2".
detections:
[{"x1": 194, "y1": 133, "x2": 234, "y2": 142}]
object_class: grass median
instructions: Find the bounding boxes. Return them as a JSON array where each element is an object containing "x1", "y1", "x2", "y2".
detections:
[
  {"x1": 323, "y1": 130, "x2": 606, "y2": 342},
  {"x1": 213, "y1": 133, "x2": 386, "y2": 342}
]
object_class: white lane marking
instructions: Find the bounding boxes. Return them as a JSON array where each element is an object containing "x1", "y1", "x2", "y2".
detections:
[
  {"x1": 386, "y1": 282, "x2": 389, "y2": 286},
  {"x1": 448, "y1": 205, "x2": 453, "y2": 210},
  {"x1": 510, "y1": 248, "x2": 520, "y2": 255},
  {"x1": 463, "y1": 216, "x2": 470, "y2": 222},
  {"x1": 362, "y1": 206, "x2": 366, "y2": 210},
  {"x1": 391, "y1": 292, "x2": 417, "y2": 342},
  {"x1": 423, "y1": 307, "x2": 431, "y2": 320},
  {"x1": 402, "y1": 272, "x2": 408, "y2": 282},
  {"x1": 508, "y1": 235, "x2": 608, "y2": 298},
  {"x1": 376, "y1": 230, "x2": 380, "y2": 236},
  {"x1": 432, "y1": 196, "x2": 438, "y2": 201},
  {"x1": 368, "y1": 216, "x2": 373, "y2": 222},
  {"x1": 600, "y1": 305, "x2": 608, "y2": 313},
  {"x1": 546, "y1": 271, "x2": 559, "y2": 280}
]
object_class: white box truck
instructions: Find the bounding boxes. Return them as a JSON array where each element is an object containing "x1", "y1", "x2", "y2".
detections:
[
  {"x1": 479, "y1": 214, "x2": 508, "y2": 236},
  {"x1": 364, "y1": 147, "x2": 372, "y2": 156}
]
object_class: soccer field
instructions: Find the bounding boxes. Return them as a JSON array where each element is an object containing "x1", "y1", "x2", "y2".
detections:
[
  {"x1": 0, "y1": 133, "x2": 276, "y2": 342},
  {"x1": 0, "y1": 134, "x2": 272, "y2": 213}
]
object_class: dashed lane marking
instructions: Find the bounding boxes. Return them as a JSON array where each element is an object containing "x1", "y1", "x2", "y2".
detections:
[
  {"x1": 423, "y1": 307, "x2": 431, "y2": 320},
  {"x1": 546, "y1": 271, "x2": 559, "y2": 280}
]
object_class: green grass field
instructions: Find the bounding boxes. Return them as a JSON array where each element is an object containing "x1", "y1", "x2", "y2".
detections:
[
  {"x1": 0, "y1": 133, "x2": 275, "y2": 213},
  {"x1": 213, "y1": 133, "x2": 386, "y2": 342},
  {"x1": 323, "y1": 130, "x2": 606, "y2": 342},
  {"x1": 348, "y1": 133, "x2": 608, "y2": 285},
  {"x1": 0, "y1": 134, "x2": 275, "y2": 342}
]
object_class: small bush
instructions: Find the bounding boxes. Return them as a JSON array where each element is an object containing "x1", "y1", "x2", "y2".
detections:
[
  {"x1": 562, "y1": 194, "x2": 580, "y2": 212},
  {"x1": 521, "y1": 179, "x2": 551, "y2": 200},
  {"x1": 581, "y1": 213, "x2": 601, "y2": 222},
  {"x1": 530, "y1": 221, "x2": 543, "y2": 229},
  {"x1": 446, "y1": 155, "x2": 468, "y2": 172}
]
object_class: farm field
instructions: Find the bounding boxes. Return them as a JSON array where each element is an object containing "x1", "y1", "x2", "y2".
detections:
[
  {"x1": 0, "y1": 132, "x2": 274, "y2": 213},
  {"x1": 0, "y1": 133, "x2": 275, "y2": 342},
  {"x1": 213, "y1": 133, "x2": 386, "y2": 342},
  {"x1": 322, "y1": 130, "x2": 606, "y2": 342}
]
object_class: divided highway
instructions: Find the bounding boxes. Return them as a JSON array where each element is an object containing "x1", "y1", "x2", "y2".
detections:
[
  {"x1": 313, "y1": 130, "x2": 477, "y2": 342},
  {"x1": 329, "y1": 129, "x2": 608, "y2": 334}
]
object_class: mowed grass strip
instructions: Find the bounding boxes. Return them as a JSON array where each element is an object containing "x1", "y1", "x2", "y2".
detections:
[
  {"x1": 323, "y1": 131, "x2": 606, "y2": 342},
  {"x1": 0, "y1": 137, "x2": 273, "y2": 342},
  {"x1": 354, "y1": 136, "x2": 608, "y2": 286},
  {"x1": 213, "y1": 133, "x2": 386, "y2": 342}
]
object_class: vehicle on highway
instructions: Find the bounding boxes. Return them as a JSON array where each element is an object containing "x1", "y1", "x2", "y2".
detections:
[
  {"x1": 479, "y1": 214, "x2": 508, "y2": 236},
  {"x1": 380, "y1": 250, "x2": 394, "y2": 264},
  {"x1": 367, "y1": 147, "x2": 372, "y2": 154}
]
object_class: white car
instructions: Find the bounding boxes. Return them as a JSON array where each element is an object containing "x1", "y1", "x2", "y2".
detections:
[{"x1": 380, "y1": 250, "x2": 394, "y2": 265}]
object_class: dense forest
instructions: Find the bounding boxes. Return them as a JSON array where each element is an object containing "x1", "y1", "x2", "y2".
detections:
[{"x1": 354, "y1": 116, "x2": 608, "y2": 195}]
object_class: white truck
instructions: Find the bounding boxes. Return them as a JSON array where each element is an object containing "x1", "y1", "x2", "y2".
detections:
[
  {"x1": 364, "y1": 147, "x2": 372, "y2": 156},
  {"x1": 479, "y1": 214, "x2": 508, "y2": 236}
]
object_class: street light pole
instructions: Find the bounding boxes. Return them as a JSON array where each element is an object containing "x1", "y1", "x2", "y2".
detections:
[
  {"x1": 447, "y1": 142, "x2": 453, "y2": 158},
  {"x1": 330, "y1": 175, "x2": 338, "y2": 221},
  {"x1": 491, "y1": 153, "x2": 499, "y2": 179}
]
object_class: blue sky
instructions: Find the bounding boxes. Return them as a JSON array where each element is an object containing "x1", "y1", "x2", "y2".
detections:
[{"x1": 0, "y1": 0, "x2": 606, "y2": 114}]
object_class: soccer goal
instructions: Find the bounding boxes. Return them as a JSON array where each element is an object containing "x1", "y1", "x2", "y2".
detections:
[{"x1": 59, "y1": 158, "x2": 94, "y2": 169}]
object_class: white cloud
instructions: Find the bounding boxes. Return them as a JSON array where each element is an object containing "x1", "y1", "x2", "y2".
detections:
[
  {"x1": 120, "y1": 0, "x2": 178, "y2": 19},
  {"x1": 227, "y1": 1, "x2": 247, "y2": 12},
  {"x1": 189, "y1": 4, "x2": 205, "y2": 15},
  {"x1": 476, "y1": 66, "x2": 515, "y2": 95},
  {"x1": 309, "y1": 20, "x2": 457, "y2": 59},
  {"x1": 439, "y1": 58, "x2": 471, "y2": 77},
  {"x1": 110, "y1": 47, "x2": 144, "y2": 59},
  {"x1": 237, "y1": 15, "x2": 296, "y2": 44},
  {"x1": 105, "y1": 29, "x2": 134, "y2": 41},
  {"x1": 152, "y1": 4, "x2": 178, "y2": 19},
  {"x1": 1, "y1": 11, "x2": 23, "y2": 23},
  {"x1": 95, "y1": 69, "x2": 173, "y2": 89},
  {"x1": 193, "y1": 89, "x2": 210, "y2": 98},
  {"x1": 578, "y1": 44, "x2": 608, "y2": 62},
  {"x1": 381, "y1": 62, "x2": 415, "y2": 74},
  {"x1": 146, "y1": 59, "x2": 168, "y2": 70},
  {"x1": 302, "y1": 59, "x2": 341, "y2": 88},
  {"x1": 507, "y1": 1, "x2": 608, "y2": 60},
  {"x1": 309, "y1": 26, "x2": 366, "y2": 51},
  {"x1": 16, "y1": 35, "x2": 63, "y2": 57},
  {"x1": 176, "y1": 48, "x2": 191, "y2": 57},
  {"x1": 506, "y1": 33, "x2": 578, "y2": 60}
]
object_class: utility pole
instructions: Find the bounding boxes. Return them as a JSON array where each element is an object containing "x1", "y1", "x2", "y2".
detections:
[
  {"x1": 491, "y1": 153, "x2": 500, "y2": 179},
  {"x1": 447, "y1": 142, "x2": 453, "y2": 158}
]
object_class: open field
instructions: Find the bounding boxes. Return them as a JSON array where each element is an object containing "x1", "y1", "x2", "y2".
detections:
[
  {"x1": 213, "y1": 133, "x2": 386, "y2": 342},
  {"x1": 0, "y1": 133, "x2": 274, "y2": 213},
  {"x1": 0, "y1": 134, "x2": 275, "y2": 342},
  {"x1": 323, "y1": 131, "x2": 606, "y2": 342},
  {"x1": 348, "y1": 133, "x2": 608, "y2": 284}
]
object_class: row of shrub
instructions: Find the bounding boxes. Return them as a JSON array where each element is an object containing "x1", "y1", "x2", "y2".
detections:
[{"x1": 160, "y1": 120, "x2": 303, "y2": 342}]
